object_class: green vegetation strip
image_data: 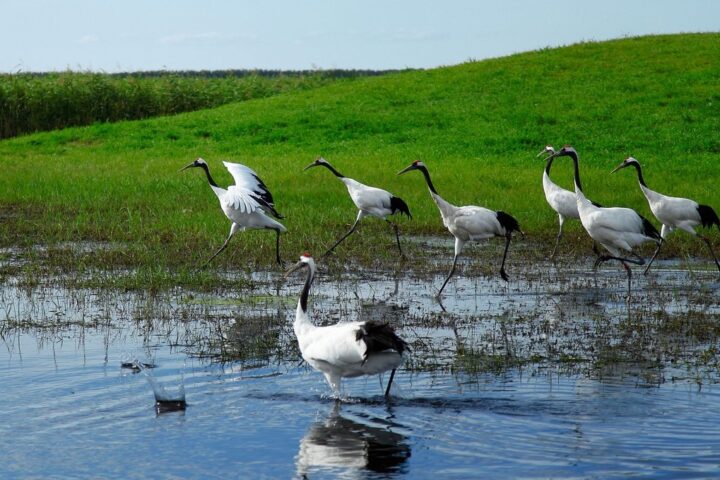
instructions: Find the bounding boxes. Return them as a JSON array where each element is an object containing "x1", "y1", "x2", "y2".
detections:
[{"x1": 0, "y1": 70, "x2": 388, "y2": 139}]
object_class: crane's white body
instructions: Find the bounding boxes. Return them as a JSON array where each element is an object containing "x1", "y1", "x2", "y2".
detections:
[
  {"x1": 575, "y1": 188, "x2": 652, "y2": 257},
  {"x1": 543, "y1": 169, "x2": 580, "y2": 223},
  {"x1": 341, "y1": 177, "x2": 398, "y2": 220},
  {"x1": 430, "y1": 192, "x2": 506, "y2": 250},
  {"x1": 294, "y1": 305, "x2": 403, "y2": 393},
  {"x1": 287, "y1": 254, "x2": 406, "y2": 396},
  {"x1": 639, "y1": 183, "x2": 704, "y2": 238},
  {"x1": 213, "y1": 161, "x2": 286, "y2": 233},
  {"x1": 212, "y1": 187, "x2": 286, "y2": 233}
]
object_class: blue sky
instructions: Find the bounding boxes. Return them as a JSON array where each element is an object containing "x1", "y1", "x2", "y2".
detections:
[{"x1": 3, "y1": 0, "x2": 719, "y2": 72}]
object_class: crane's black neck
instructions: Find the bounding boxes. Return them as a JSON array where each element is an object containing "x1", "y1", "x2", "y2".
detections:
[
  {"x1": 199, "y1": 163, "x2": 219, "y2": 188},
  {"x1": 629, "y1": 162, "x2": 648, "y2": 188},
  {"x1": 544, "y1": 156, "x2": 555, "y2": 176},
  {"x1": 417, "y1": 165, "x2": 439, "y2": 194},
  {"x1": 319, "y1": 162, "x2": 345, "y2": 178},
  {"x1": 565, "y1": 151, "x2": 584, "y2": 193},
  {"x1": 300, "y1": 264, "x2": 314, "y2": 313}
]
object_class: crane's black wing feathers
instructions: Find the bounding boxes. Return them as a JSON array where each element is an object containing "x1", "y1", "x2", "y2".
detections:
[{"x1": 356, "y1": 321, "x2": 408, "y2": 362}]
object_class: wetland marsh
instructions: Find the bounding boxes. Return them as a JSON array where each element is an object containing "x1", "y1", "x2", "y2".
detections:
[
  {"x1": 2, "y1": 236, "x2": 720, "y2": 478},
  {"x1": 2, "y1": 33, "x2": 720, "y2": 478}
]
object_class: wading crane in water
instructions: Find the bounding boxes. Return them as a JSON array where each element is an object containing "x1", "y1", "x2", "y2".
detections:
[
  {"x1": 285, "y1": 253, "x2": 408, "y2": 397},
  {"x1": 547, "y1": 147, "x2": 662, "y2": 299},
  {"x1": 304, "y1": 157, "x2": 411, "y2": 257},
  {"x1": 611, "y1": 156, "x2": 720, "y2": 274},
  {"x1": 539, "y1": 145, "x2": 602, "y2": 259},
  {"x1": 398, "y1": 160, "x2": 523, "y2": 298}
]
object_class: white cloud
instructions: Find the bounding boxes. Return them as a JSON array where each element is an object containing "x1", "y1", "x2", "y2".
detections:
[
  {"x1": 77, "y1": 34, "x2": 99, "y2": 44},
  {"x1": 303, "y1": 28, "x2": 447, "y2": 44},
  {"x1": 388, "y1": 30, "x2": 448, "y2": 42}
]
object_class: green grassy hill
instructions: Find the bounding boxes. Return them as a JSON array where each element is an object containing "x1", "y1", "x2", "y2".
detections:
[{"x1": 1, "y1": 33, "x2": 718, "y2": 284}]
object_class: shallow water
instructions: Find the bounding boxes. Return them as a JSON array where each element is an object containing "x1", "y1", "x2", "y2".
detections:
[{"x1": 2, "y1": 256, "x2": 720, "y2": 478}]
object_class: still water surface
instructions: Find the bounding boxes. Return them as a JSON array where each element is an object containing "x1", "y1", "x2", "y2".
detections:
[{"x1": 2, "y1": 258, "x2": 720, "y2": 478}]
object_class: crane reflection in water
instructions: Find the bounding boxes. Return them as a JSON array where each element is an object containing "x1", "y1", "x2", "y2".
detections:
[{"x1": 296, "y1": 403, "x2": 411, "y2": 478}]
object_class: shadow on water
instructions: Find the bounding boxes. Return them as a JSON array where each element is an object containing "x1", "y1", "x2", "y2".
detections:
[
  {"x1": 296, "y1": 402, "x2": 411, "y2": 478},
  {"x1": 241, "y1": 385, "x2": 625, "y2": 420}
]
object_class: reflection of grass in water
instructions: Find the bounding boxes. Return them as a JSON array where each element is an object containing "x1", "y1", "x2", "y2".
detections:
[
  {"x1": 10, "y1": 263, "x2": 253, "y2": 293},
  {"x1": 413, "y1": 299, "x2": 720, "y2": 382},
  {"x1": 453, "y1": 346, "x2": 526, "y2": 375},
  {"x1": 188, "y1": 313, "x2": 300, "y2": 366},
  {"x1": 2, "y1": 260, "x2": 720, "y2": 385},
  {"x1": 182, "y1": 294, "x2": 296, "y2": 307}
]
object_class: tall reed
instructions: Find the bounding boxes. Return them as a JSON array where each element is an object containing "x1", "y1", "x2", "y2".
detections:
[{"x1": 0, "y1": 70, "x2": 386, "y2": 138}]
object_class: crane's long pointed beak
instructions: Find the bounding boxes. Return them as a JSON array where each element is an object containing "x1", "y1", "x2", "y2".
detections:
[
  {"x1": 179, "y1": 162, "x2": 195, "y2": 172},
  {"x1": 397, "y1": 165, "x2": 416, "y2": 175},
  {"x1": 303, "y1": 163, "x2": 317, "y2": 171},
  {"x1": 537, "y1": 149, "x2": 555, "y2": 158},
  {"x1": 610, "y1": 164, "x2": 625, "y2": 174},
  {"x1": 283, "y1": 260, "x2": 305, "y2": 278}
]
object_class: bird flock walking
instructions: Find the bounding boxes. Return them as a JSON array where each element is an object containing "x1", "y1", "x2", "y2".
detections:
[
  {"x1": 544, "y1": 146, "x2": 663, "y2": 299},
  {"x1": 183, "y1": 148, "x2": 719, "y2": 397}
]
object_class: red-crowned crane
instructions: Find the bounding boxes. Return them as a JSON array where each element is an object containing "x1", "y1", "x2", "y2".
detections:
[
  {"x1": 539, "y1": 145, "x2": 601, "y2": 259},
  {"x1": 181, "y1": 158, "x2": 286, "y2": 266},
  {"x1": 538, "y1": 145, "x2": 581, "y2": 259},
  {"x1": 548, "y1": 147, "x2": 662, "y2": 298},
  {"x1": 397, "y1": 160, "x2": 523, "y2": 297},
  {"x1": 304, "y1": 158, "x2": 411, "y2": 257},
  {"x1": 285, "y1": 253, "x2": 408, "y2": 398},
  {"x1": 611, "y1": 156, "x2": 720, "y2": 273}
]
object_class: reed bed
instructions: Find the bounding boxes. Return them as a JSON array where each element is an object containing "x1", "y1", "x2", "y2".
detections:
[{"x1": 0, "y1": 70, "x2": 391, "y2": 138}]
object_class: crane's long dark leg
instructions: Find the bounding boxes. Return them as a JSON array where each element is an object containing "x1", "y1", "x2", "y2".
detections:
[
  {"x1": 387, "y1": 220, "x2": 404, "y2": 257},
  {"x1": 699, "y1": 235, "x2": 720, "y2": 273},
  {"x1": 201, "y1": 223, "x2": 239, "y2": 268},
  {"x1": 594, "y1": 253, "x2": 645, "y2": 268},
  {"x1": 595, "y1": 253, "x2": 643, "y2": 301},
  {"x1": 590, "y1": 242, "x2": 601, "y2": 288},
  {"x1": 438, "y1": 254, "x2": 459, "y2": 297},
  {"x1": 384, "y1": 369, "x2": 397, "y2": 397},
  {"x1": 499, "y1": 234, "x2": 512, "y2": 282},
  {"x1": 622, "y1": 261, "x2": 632, "y2": 301},
  {"x1": 550, "y1": 217, "x2": 564, "y2": 260},
  {"x1": 434, "y1": 296, "x2": 448, "y2": 312},
  {"x1": 324, "y1": 212, "x2": 363, "y2": 257},
  {"x1": 643, "y1": 241, "x2": 663, "y2": 275},
  {"x1": 591, "y1": 242, "x2": 603, "y2": 272}
]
